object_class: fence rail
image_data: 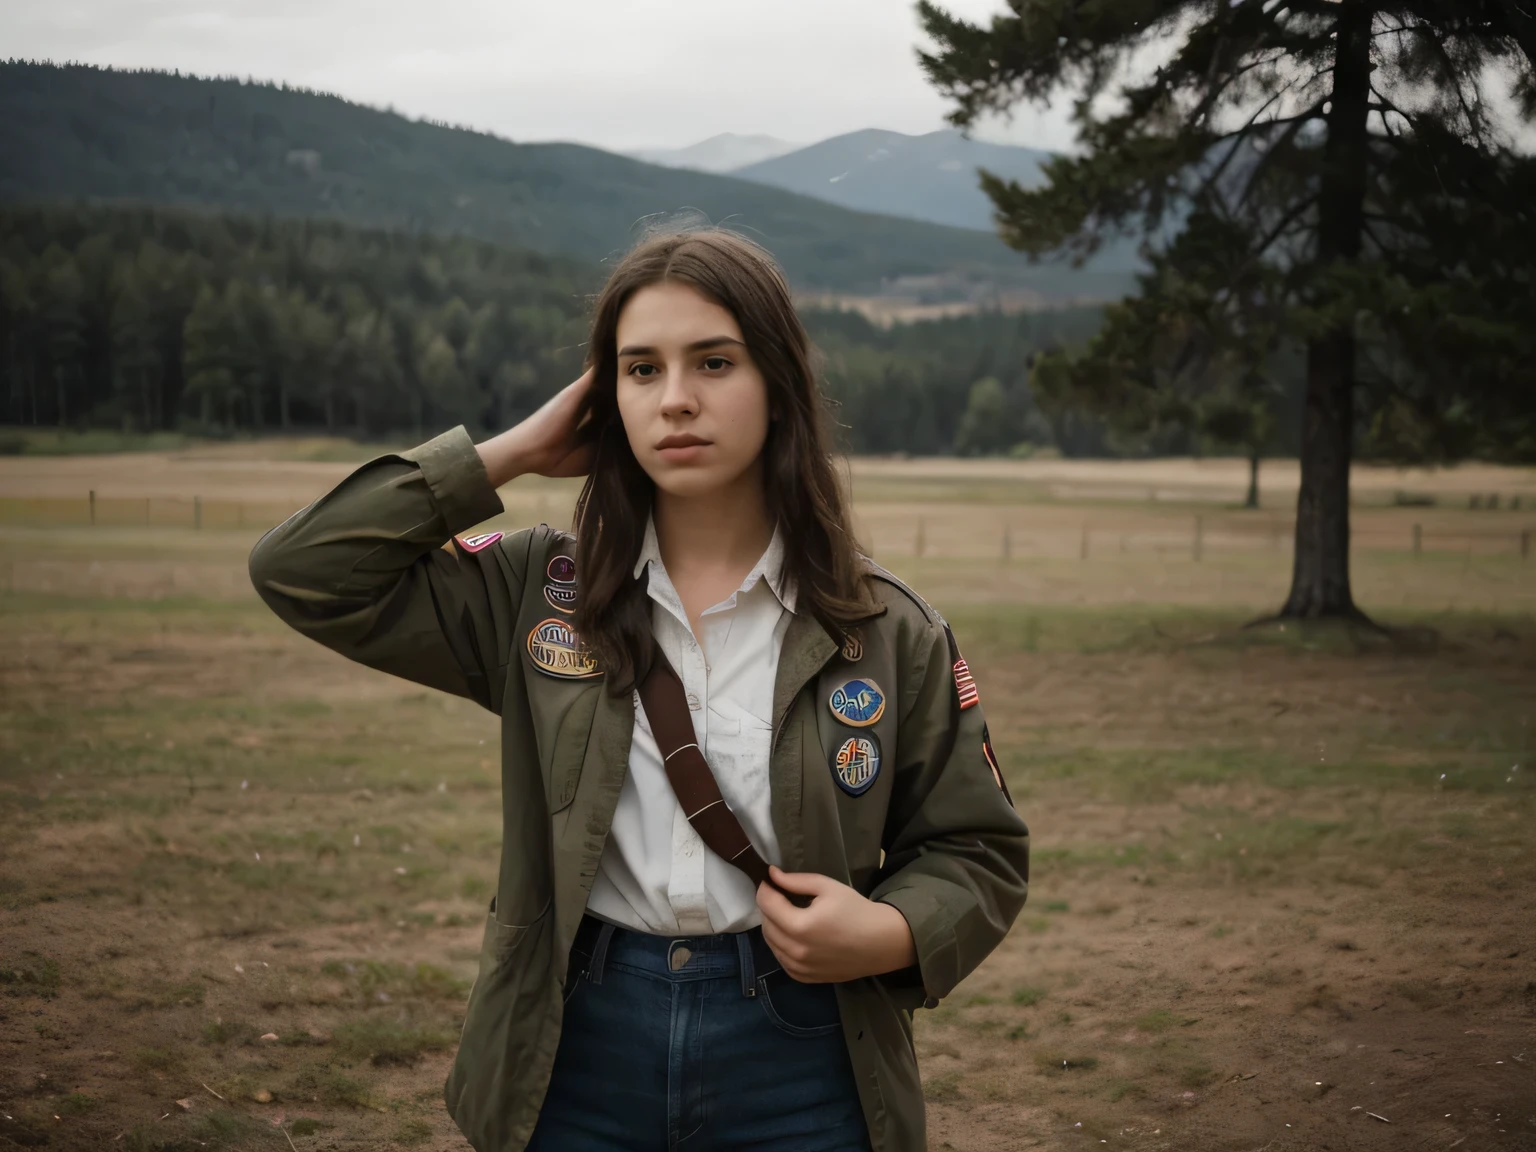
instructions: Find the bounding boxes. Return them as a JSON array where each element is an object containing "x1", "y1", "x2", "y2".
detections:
[
  {"x1": 1, "y1": 495, "x2": 1532, "y2": 563},
  {"x1": 890, "y1": 513, "x2": 1534, "y2": 561}
]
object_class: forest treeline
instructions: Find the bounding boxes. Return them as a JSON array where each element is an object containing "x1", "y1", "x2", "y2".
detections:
[{"x1": 0, "y1": 203, "x2": 1146, "y2": 456}]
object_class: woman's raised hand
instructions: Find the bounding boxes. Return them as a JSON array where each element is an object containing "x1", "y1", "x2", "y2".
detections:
[{"x1": 476, "y1": 368, "x2": 597, "y2": 487}]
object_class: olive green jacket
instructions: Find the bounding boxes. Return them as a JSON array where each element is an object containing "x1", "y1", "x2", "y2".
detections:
[{"x1": 248, "y1": 427, "x2": 1029, "y2": 1152}]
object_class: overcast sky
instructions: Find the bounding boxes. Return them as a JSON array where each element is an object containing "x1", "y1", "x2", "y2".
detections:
[{"x1": 2, "y1": 0, "x2": 1077, "y2": 153}]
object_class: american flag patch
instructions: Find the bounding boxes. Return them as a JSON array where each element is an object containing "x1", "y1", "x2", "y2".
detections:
[
  {"x1": 455, "y1": 530, "x2": 503, "y2": 553},
  {"x1": 954, "y1": 656, "x2": 980, "y2": 710}
]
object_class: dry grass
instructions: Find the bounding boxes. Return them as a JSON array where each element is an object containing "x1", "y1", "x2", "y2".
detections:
[
  {"x1": 1, "y1": 448, "x2": 1533, "y2": 1151},
  {"x1": 2, "y1": 446, "x2": 1532, "y2": 612}
]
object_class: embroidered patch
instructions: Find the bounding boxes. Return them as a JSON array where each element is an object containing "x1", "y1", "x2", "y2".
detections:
[
  {"x1": 526, "y1": 618, "x2": 599, "y2": 679},
  {"x1": 544, "y1": 584, "x2": 578, "y2": 614},
  {"x1": 455, "y1": 531, "x2": 503, "y2": 554},
  {"x1": 830, "y1": 734, "x2": 881, "y2": 797},
  {"x1": 840, "y1": 633, "x2": 863, "y2": 662},
  {"x1": 828, "y1": 678, "x2": 885, "y2": 727},
  {"x1": 954, "y1": 655, "x2": 980, "y2": 710},
  {"x1": 546, "y1": 555, "x2": 577, "y2": 585}
]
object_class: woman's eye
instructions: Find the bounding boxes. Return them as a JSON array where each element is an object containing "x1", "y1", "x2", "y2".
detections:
[
  {"x1": 703, "y1": 356, "x2": 731, "y2": 371},
  {"x1": 627, "y1": 363, "x2": 658, "y2": 378}
]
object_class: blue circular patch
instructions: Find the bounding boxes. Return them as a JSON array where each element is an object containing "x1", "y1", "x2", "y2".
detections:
[
  {"x1": 828, "y1": 678, "x2": 885, "y2": 727},
  {"x1": 830, "y1": 734, "x2": 881, "y2": 796}
]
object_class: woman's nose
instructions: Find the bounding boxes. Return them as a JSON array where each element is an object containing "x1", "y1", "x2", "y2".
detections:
[{"x1": 657, "y1": 367, "x2": 698, "y2": 417}]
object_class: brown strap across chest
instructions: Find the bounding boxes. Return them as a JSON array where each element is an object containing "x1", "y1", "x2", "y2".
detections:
[{"x1": 637, "y1": 652, "x2": 774, "y2": 893}]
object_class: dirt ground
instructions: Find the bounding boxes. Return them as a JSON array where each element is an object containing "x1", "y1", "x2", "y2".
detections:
[
  {"x1": 1, "y1": 449, "x2": 1533, "y2": 1151},
  {"x1": 2, "y1": 597, "x2": 1532, "y2": 1151}
]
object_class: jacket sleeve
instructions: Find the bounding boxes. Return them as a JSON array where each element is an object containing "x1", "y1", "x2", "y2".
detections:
[
  {"x1": 247, "y1": 425, "x2": 527, "y2": 713},
  {"x1": 869, "y1": 621, "x2": 1029, "y2": 1007}
]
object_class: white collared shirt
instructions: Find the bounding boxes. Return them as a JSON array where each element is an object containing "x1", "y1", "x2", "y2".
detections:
[{"x1": 585, "y1": 518, "x2": 793, "y2": 936}]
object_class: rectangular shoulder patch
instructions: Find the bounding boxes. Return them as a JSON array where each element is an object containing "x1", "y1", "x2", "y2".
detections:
[{"x1": 953, "y1": 655, "x2": 980, "y2": 710}]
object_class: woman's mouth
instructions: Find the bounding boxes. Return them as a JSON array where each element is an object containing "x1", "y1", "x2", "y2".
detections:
[{"x1": 655, "y1": 433, "x2": 712, "y2": 463}]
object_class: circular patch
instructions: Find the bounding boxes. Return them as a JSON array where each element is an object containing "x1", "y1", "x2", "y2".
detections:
[
  {"x1": 830, "y1": 734, "x2": 881, "y2": 796},
  {"x1": 544, "y1": 584, "x2": 578, "y2": 614},
  {"x1": 526, "y1": 618, "x2": 599, "y2": 678},
  {"x1": 546, "y1": 555, "x2": 577, "y2": 585},
  {"x1": 828, "y1": 678, "x2": 885, "y2": 727}
]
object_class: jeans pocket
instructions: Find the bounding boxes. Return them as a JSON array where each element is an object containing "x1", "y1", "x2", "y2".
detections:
[
  {"x1": 561, "y1": 946, "x2": 590, "y2": 1006},
  {"x1": 756, "y1": 969, "x2": 844, "y2": 1038}
]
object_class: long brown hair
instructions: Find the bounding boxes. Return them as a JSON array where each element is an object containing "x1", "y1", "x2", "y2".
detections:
[{"x1": 571, "y1": 226, "x2": 872, "y2": 692}]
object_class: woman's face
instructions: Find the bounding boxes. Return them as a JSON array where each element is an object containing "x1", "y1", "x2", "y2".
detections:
[{"x1": 614, "y1": 280, "x2": 771, "y2": 501}]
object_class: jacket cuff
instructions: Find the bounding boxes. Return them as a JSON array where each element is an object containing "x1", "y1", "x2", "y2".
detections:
[
  {"x1": 876, "y1": 886, "x2": 958, "y2": 1010},
  {"x1": 402, "y1": 426, "x2": 505, "y2": 534}
]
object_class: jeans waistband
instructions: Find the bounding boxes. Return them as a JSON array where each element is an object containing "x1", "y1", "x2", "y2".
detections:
[{"x1": 571, "y1": 912, "x2": 781, "y2": 998}]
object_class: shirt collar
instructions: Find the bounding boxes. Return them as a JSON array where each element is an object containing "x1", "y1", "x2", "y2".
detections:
[{"x1": 633, "y1": 515, "x2": 796, "y2": 613}]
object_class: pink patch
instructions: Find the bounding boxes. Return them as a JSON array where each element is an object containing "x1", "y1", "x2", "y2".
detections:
[
  {"x1": 954, "y1": 656, "x2": 980, "y2": 710},
  {"x1": 456, "y1": 531, "x2": 503, "y2": 554}
]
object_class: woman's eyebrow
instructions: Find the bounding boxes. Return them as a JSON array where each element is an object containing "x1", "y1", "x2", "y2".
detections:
[{"x1": 617, "y1": 336, "x2": 746, "y2": 357}]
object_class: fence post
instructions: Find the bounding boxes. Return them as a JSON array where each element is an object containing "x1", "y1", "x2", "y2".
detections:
[
  {"x1": 89, "y1": 490, "x2": 96, "y2": 526},
  {"x1": 193, "y1": 495, "x2": 202, "y2": 531},
  {"x1": 1193, "y1": 515, "x2": 1204, "y2": 561},
  {"x1": 915, "y1": 518, "x2": 926, "y2": 558},
  {"x1": 1413, "y1": 523, "x2": 1422, "y2": 557}
]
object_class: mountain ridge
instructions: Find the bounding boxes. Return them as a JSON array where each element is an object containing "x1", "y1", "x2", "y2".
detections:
[
  {"x1": 0, "y1": 62, "x2": 1132, "y2": 300},
  {"x1": 734, "y1": 128, "x2": 1049, "y2": 232},
  {"x1": 631, "y1": 133, "x2": 802, "y2": 173}
]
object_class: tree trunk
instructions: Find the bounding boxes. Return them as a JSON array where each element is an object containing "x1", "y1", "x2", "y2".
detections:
[
  {"x1": 1280, "y1": 2, "x2": 1372, "y2": 620},
  {"x1": 1245, "y1": 450, "x2": 1260, "y2": 509}
]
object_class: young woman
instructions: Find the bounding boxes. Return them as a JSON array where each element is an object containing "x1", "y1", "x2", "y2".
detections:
[{"x1": 249, "y1": 228, "x2": 1029, "y2": 1152}]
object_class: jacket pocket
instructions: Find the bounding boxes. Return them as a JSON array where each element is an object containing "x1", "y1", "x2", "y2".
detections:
[
  {"x1": 543, "y1": 685, "x2": 600, "y2": 813},
  {"x1": 445, "y1": 901, "x2": 558, "y2": 1152}
]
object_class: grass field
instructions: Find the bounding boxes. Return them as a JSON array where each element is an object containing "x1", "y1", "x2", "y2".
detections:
[{"x1": 1, "y1": 444, "x2": 1533, "y2": 1151}]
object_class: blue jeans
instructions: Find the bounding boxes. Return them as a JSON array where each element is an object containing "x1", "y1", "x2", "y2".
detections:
[{"x1": 525, "y1": 914, "x2": 871, "y2": 1151}]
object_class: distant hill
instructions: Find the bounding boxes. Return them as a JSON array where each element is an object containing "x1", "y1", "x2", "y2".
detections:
[
  {"x1": 631, "y1": 133, "x2": 802, "y2": 173},
  {"x1": 0, "y1": 63, "x2": 1132, "y2": 299},
  {"x1": 734, "y1": 127, "x2": 1143, "y2": 275},
  {"x1": 734, "y1": 129, "x2": 1050, "y2": 232}
]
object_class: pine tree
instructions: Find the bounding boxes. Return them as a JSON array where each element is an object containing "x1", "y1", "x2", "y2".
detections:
[
  {"x1": 919, "y1": 0, "x2": 1536, "y2": 619},
  {"x1": 1030, "y1": 209, "x2": 1296, "y2": 506}
]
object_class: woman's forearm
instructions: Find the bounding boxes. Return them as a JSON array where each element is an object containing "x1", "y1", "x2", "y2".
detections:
[{"x1": 475, "y1": 425, "x2": 538, "y2": 489}]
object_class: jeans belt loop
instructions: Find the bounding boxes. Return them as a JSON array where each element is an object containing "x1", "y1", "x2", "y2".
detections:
[
  {"x1": 587, "y1": 921, "x2": 617, "y2": 986},
  {"x1": 736, "y1": 930, "x2": 757, "y2": 998}
]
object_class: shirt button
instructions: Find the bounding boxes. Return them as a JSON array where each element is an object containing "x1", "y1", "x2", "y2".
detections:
[{"x1": 686, "y1": 692, "x2": 701, "y2": 710}]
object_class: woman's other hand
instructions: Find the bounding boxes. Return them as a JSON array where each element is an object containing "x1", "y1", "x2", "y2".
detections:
[
  {"x1": 756, "y1": 865, "x2": 919, "y2": 984},
  {"x1": 476, "y1": 368, "x2": 597, "y2": 487}
]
